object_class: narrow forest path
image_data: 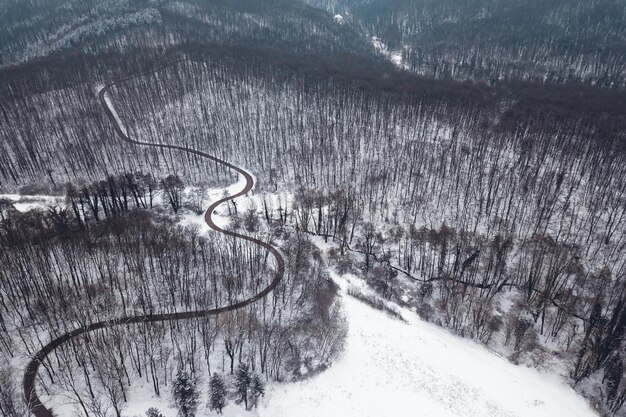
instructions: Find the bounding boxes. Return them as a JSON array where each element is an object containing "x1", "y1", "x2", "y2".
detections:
[{"x1": 22, "y1": 67, "x2": 285, "y2": 417}]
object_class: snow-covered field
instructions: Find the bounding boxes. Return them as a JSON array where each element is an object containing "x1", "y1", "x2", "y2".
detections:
[{"x1": 260, "y1": 272, "x2": 598, "y2": 417}]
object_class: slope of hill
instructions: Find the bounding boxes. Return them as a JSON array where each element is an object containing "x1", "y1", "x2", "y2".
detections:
[
  {"x1": 265, "y1": 272, "x2": 598, "y2": 417},
  {"x1": 303, "y1": 0, "x2": 626, "y2": 88}
]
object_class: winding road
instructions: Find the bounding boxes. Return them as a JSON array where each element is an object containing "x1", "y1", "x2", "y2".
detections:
[{"x1": 22, "y1": 67, "x2": 285, "y2": 417}]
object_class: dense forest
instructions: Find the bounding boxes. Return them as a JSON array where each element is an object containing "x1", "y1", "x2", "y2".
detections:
[
  {"x1": 304, "y1": 0, "x2": 626, "y2": 88},
  {"x1": 1, "y1": 0, "x2": 626, "y2": 416}
]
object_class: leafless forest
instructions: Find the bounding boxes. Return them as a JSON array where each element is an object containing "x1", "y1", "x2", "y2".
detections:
[{"x1": 1, "y1": 0, "x2": 626, "y2": 416}]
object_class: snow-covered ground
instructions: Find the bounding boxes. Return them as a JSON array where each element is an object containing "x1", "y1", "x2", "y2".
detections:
[
  {"x1": 179, "y1": 172, "x2": 250, "y2": 231},
  {"x1": 178, "y1": 191, "x2": 598, "y2": 417},
  {"x1": 260, "y1": 272, "x2": 597, "y2": 417},
  {"x1": 371, "y1": 36, "x2": 407, "y2": 69},
  {"x1": 15, "y1": 180, "x2": 597, "y2": 417},
  {"x1": 179, "y1": 172, "x2": 293, "y2": 234},
  {"x1": 101, "y1": 88, "x2": 129, "y2": 136},
  {"x1": 44, "y1": 268, "x2": 599, "y2": 417},
  {"x1": 0, "y1": 193, "x2": 64, "y2": 211}
]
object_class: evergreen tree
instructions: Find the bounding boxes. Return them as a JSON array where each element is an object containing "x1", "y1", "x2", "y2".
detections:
[
  {"x1": 604, "y1": 355, "x2": 624, "y2": 405},
  {"x1": 172, "y1": 371, "x2": 199, "y2": 417},
  {"x1": 209, "y1": 373, "x2": 227, "y2": 415},
  {"x1": 250, "y1": 373, "x2": 265, "y2": 409},
  {"x1": 235, "y1": 363, "x2": 251, "y2": 409},
  {"x1": 146, "y1": 408, "x2": 165, "y2": 417}
]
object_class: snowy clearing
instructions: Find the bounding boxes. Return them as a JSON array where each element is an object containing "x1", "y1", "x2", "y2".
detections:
[{"x1": 260, "y1": 272, "x2": 598, "y2": 417}]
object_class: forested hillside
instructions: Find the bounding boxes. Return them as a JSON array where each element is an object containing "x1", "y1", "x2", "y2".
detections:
[
  {"x1": 106, "y1": 55, "x2": 626, "y2": 415},
  {"x1": 304, "y1": 0, "x2": 626, "y2": 87},
  {"x1": 0, "y1": 0, "x2": 373, "y2": 69},
  {"x1": 1, "y1": 0, "x2": 625, "y2": 416}
]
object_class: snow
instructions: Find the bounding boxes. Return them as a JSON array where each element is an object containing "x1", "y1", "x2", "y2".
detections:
[
  {"x1": 0, "y1": 193, "x2": 64, "y2": 212},
  {"x1": 8, "y1": 9, "x2": 162, "y2": 66},
  {"x1": 390, "y1": 51, "x2": 404, "y2": 67},
  {"x1": 179, "y1": 171, "x2": 252, "y2": 232},
  {"x1": 13, "y1": 202, "x2": 49, "y2": 211},
  {"x1": 371, "y1": 36, "x2": 407, "y2": 70},
  {"x1": 102, "y1": 89, "x2": 129, "y2": 136},
  {"x1": 371, "y1": 36, "x2": 386, "y2": 53},
  {"x1": 39, "y1": 201, "x2": 597, "y2": 417},
  {"x1": 259, "y1": 271, "x2": 598, "y2": 417},
  {"x1": 18, "y1": 178, "x2": 597, "y2": 417},
  {"x1": 105, "y1": 376, "x2": 254, "y2": 417}
]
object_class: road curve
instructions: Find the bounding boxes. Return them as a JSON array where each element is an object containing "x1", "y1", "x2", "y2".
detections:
[{"x1": 23, "y1": 67, "x2": 285, "y2": 417}]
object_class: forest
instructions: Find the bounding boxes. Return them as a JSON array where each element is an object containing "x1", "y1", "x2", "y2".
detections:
[
  {"x1": 1, "y1": 0, "x2": 626, "y2": 416},
  {"x1": 108, "y1": 56, "x2": 626, "y2": 415},
  {"x1": 304, "y1": 0, "x2": 626, "y2": 88},
  {"x1": 1, "y1": 170, "x2": 346, "y2": 416}
]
